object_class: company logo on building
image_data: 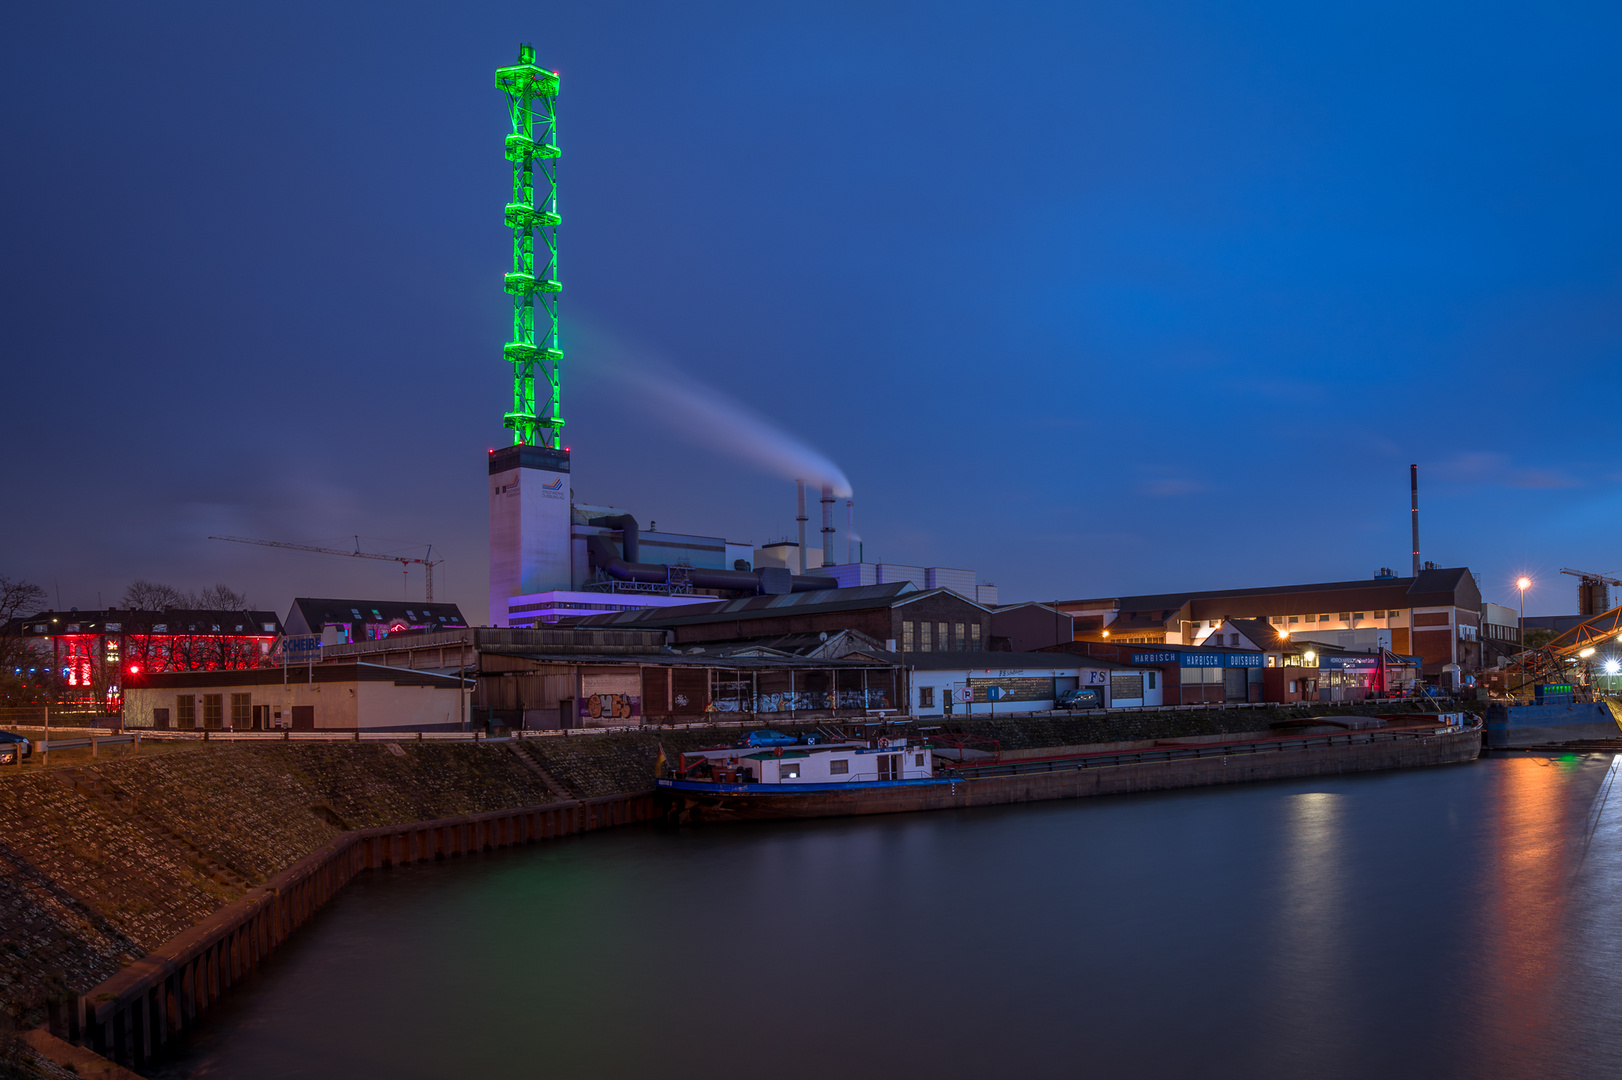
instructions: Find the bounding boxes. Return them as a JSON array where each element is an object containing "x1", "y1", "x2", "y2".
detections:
[{"x1": 540, "y1": 477, "x2": 564, "y2": 492}]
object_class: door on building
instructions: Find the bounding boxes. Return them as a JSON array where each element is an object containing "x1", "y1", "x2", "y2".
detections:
[
  {"x1": 251, "y1": 705, "x2": 268, "y2": 730},
  {"x1": 291, "y1": 705, "x2": 315, "y2": 731},
  {"x1": 878, "y1": 754, "x2": 899, "y2": 781},
  {"x1": 1223, "y1": 668, "x2": 1248, "y2": 702}
]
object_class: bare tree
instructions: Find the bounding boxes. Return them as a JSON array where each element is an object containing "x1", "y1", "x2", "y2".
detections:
[
  {"x1": 121, "y1": 580, "x2": 190, "y2": 610},
  {"x1": 0, "y1": 576, "x2": 50, "y2": 704},
  {"x1": 195, "y1": 583, "x2": 249, "y2": 610},
  {"x1": 120, "y1": 580, "x2": 248, "y2": 611}
]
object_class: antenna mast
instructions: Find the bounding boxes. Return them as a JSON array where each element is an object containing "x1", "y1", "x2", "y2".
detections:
[{"x1": 496, "y1": 44, "x2": 563, "y2": 448}]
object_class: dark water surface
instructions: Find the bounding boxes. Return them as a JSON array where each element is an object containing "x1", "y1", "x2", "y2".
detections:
[{"x1": 156, "y1": 756, "x2": 1622, "y2": 1080}]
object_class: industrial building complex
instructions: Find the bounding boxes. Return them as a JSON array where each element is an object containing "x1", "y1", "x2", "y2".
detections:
[{"x1": 2, "y1": 45, "x2": 1601, "y2": 742}]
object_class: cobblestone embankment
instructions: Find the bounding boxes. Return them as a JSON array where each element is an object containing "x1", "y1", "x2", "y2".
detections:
[{"x1": 0, "y1": 741, "x2": 559, "y2": 1027}]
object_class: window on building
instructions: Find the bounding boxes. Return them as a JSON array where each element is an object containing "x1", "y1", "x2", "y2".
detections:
[
  {"x1": 1288, "y1": 616, "x2": 1299, "y2": 624},
  {"x1": 202, "y1": 694, "x2": 223, "y2": 729},
  {"x1": 954, "y1": 622, "x2": 965, "y2": 650},
  {"x1": 902, "y1": 621, "x2": 915, "y2": 652},
  {"x1": 230, "y1": 693, "x2": 251, "y2": 728},
  {"x1": 780, "y1": 762, "x2": 800, "y2": 779},
  {"x1": 1353, "y1": 613, "x2": 1364, "y2": 621},
  {"x1": 920, "y1": 622, "x2": 932, "y2": 652},
  {"x1": 971, "y1": 624, "x2": 982, "y2": 651},
  {"x1": 1146, "y1": 671, "x2": 1157, "y2": 690},
  {"x1": 938, "y1": 623, "x2": 948, "y2": 652},
  {"x1": 176, "y1": 695, "x2": 195, "y2": 728},
  {"x1": 1271, "y1": 616, "x2": 1283, "y2": 625},
  {"x1": 1339, "y1": 613, "x2": 1351, "y2": 621},
  {"x1": 915, "y1": 753, "x2": 925, "y2": 767},
  {"x1": 1389, "y1": 610, "x2": 1401, "y2": 618},
  {"x1": 829, "y1": 759, "x2": 849, "y2": 775},
  {"x1": 919, "y1": 686, "x2": 934, "y2": 707}
]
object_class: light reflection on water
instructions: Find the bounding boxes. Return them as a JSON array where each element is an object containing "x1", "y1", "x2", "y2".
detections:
[{"x1": 155, "y1": 756, "x2": 1622, "y2": 1080}]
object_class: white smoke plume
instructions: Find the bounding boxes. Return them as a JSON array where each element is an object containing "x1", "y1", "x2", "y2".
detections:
[{"x1": 573, "y1": 323, "x2": 854, "y2": 498}]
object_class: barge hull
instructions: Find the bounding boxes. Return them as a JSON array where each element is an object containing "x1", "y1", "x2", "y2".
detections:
[{"x1": 662, "y1": 727, "x2": 1482, "y2": 823}]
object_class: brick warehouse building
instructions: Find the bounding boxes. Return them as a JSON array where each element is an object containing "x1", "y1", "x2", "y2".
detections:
[
  {"x1": 1057, "y1": 567, "x2": 1484, "y2": 677},
  {"x1": 565, "y1": 582, "x2": 994, "y2": 654}
]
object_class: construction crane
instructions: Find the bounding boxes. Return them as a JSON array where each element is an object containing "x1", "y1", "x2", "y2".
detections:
[
  {"x1": 1491, "y1": 603, "x2": 1622, "y2": 697},
  {"x1": 1560, "y1": 568, "x2": 1622, "y2": 617},
  {"x1": 209, "y1": 535, "x2": 443, "y2": 601}
]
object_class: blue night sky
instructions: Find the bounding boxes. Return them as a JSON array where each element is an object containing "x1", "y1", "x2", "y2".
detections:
[{"x1": 4, "y1": 1, "x2": 1620, "y2": 622}]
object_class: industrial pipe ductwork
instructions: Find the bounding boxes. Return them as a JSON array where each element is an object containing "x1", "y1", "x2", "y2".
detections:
[
  {"x1": 589, "y1": 514, "x2": 639, "y2": 563},
  {"x1": 587, "y1": 533, "x2": 835, "y2": 595}
]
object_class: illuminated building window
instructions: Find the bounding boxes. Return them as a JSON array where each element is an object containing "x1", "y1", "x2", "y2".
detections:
[
  {"x1": 971, "y1": 624, "x2": 982, "y2": 651},
  {"x1": 919, "y1": 686, "x2": 934, "y2": 707},
  {"x1": 902, "y1": 621, "x2": 914, "y2": 652},
  {"x1": 954, "y1": 622, "x2": 965, "y2": 650},
  {"x1": 920, "y1": 622, "x2": 932, "y2": 652}
]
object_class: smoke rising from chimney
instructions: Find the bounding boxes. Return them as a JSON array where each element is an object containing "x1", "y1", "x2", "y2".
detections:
[{"x1": 576, "y1": 324, "x2": 853, "y2": 498}]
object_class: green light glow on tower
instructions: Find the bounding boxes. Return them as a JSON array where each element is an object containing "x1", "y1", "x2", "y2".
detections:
[{"x1": 495, "y1": 44, "x2": 562, "y2": 447}]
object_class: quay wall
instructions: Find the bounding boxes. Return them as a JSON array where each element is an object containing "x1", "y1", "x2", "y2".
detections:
[{"x1": 62, "y1": 792, "x2": 656, "y2": 1073}]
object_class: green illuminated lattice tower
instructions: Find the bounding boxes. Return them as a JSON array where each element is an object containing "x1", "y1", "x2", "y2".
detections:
[{"x1": 496, "y1": 44, "x2": 562, "y2": 447}]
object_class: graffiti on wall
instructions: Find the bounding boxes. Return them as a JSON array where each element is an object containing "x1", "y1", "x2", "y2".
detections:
[{"x1": 580, "y1": 693, "x2": 640, "y2": 722}]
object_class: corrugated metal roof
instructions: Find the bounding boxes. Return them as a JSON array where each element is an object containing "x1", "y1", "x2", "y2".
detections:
[
  {"x1": 1064, "y1": 567, "x2": 1476, "y2": 610},
  {"x1": 564, "y1": 582, "x2": 924, "y2": 629}
]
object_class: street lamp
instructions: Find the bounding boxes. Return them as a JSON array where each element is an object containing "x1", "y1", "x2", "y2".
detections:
[{"x1": 1516, "y1": 576, "x2": 1532, "y2": 648}]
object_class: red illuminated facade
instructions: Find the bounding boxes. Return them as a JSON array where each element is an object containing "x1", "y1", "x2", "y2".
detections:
[{"x1": 8, "y1": 608, "x2": 284, "y2": 711}]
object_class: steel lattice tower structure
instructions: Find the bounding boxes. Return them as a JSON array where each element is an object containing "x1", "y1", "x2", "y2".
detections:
[{"x1": 495, "y1": 45, "x2": 562, "y2": 447}]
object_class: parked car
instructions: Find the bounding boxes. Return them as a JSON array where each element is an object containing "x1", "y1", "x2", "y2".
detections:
[
  {"x1": 1056, "y1": 688, "x2": 1103, "y2": 710},
  {"x1": 0, "y1": 731, "x2": 33, "y2": 763},
  {"x1": 735, "y1": 729, "x2": 798, "y2": 747}
]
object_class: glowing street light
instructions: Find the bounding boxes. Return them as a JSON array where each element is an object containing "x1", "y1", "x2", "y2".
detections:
[
  {"x1": 1580, "y1": 647, "x2": 1596, "y2": 658},
  {"x1": 1517, "y1": 576, "x2": 1532, "y2": 648},
  {"x1": 1604, "y1": 658, "x2": 1620, "y2": 677}
]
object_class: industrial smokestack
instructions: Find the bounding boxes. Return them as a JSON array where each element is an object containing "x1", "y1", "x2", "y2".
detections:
[
  {"x1": 820, "y1": 484, "x2": 835, "y2": 567},
  {"x1": 846, "y1": 499, "x2": 854, "y2": 564},
  {"x1": 796, "y1": 480, "x2": 808, "y2": 576},
  {"x1": 1410, "y1": 464, "x2": 1421, "y2": 577}
]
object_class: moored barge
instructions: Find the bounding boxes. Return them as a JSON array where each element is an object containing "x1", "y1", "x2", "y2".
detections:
[{"x1": 657, "y1": 717, "x2": 1483, "y2": 823}]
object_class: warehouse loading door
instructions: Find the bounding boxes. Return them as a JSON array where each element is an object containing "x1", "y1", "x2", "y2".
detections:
[
  {"x1": 291, "y1": 705, "x2": 315, "y2": 731},
  {"x1": 1223, "y1": 668, "x2": 1248, "y2": 702}
]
